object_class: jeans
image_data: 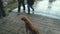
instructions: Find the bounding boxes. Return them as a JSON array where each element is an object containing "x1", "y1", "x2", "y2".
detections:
[
  {"x1": 0, "y1": 8, "x2": 6, "y2": 17},
  {"x1": 18, "y1": 2, "x2": 25, "y2": 13},
  {"x1": 28, "y1": 4, "x2": 34, "y2": 13}
]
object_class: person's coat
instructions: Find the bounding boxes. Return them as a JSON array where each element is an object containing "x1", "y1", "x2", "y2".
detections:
[
  {"x1": 18, "y1": 0, "x2": 24, "y2": 3},
  {"x1": 27, "y1": 0, "x2": 35, "y2": 5}
]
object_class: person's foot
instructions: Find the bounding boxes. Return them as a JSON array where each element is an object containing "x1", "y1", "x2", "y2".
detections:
[
  {"x1": 27, "y1": 13, "x2": 30, "y2": 14},
  {"x1": 33, "y1": 10, "x2": 34, "y2": 14}
]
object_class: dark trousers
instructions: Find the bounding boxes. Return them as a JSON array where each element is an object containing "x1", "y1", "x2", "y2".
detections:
[
  {"x1": 28, "y1": 4, "x2": 34, "y2": 13},
  {"x1": 18, "y1": 2, "x2": 25, "y2": 13},
  {"x1": 0, "y1": 7, "x2": 6, "y2": 17},
  {"x1": 0, "y1": 10, "x2": 6, "y2": 17}
]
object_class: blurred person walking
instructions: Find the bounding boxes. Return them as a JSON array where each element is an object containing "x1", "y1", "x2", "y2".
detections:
[
  {"x1": 48, "y1": 0, "x2": 56, "y2": 8},
  {"x1": 18, "y1": 0, "x2": 25, "y2": 15},
  {"x1": 27, "y1": 0, "x2": 35, "y2": 14},
  {"x1": 0, "y1": 0, "x2": 6, "y2": 18}
]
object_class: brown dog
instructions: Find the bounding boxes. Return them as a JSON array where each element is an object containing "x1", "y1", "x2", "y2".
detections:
[{"x1": 21, "y1": 16, "x2": 39, "y2": 34}]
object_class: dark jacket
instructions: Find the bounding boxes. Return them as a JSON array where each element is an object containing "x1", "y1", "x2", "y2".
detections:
[
  {"x1": 18, "y1": 0, "x2": 24, "y2": 2},
  {"x1": 27, "y1": 0, "x2": 35, "y2": 5},
  {"x1": 0, "y1": 0, "x2": 3, "y2": 8},
  {"x1": 0, "y1": 0, "x2": 6, "y2": 17}
]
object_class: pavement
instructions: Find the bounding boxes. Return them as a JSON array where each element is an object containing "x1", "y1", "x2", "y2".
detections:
[
  {"x1": 0, "y1": 0, "x2": 60, "y2": 34},
  {"x1": 0, "y1": 12, "x2": 60, "y2": 34}
]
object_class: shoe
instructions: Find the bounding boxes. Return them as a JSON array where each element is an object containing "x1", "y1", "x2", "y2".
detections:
[
  {"x1": 27, "y1": 13, "x2": 30, "y2": 14},
  {"x1": 32, "y1": 9, "x2": 34, "y2": 14}
]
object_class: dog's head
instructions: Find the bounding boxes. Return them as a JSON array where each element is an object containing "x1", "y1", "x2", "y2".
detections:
[{"x1": 21, "y1": 16, "x2": 28, "y2": 21}]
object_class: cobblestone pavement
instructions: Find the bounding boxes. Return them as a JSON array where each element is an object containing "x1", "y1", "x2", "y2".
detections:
[{"x1": 0, "y1": 12, "x2": 60, "y2": 34}]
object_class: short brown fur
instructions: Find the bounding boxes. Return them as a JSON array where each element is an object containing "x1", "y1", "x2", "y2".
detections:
[{"x1": 21, "y1": 16, "x2": 39, "y2": 34}]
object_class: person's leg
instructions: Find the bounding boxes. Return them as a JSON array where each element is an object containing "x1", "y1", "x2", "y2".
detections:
[
  {"x1": 0, "y1": 8, "x2": 2, "y2": 17},
  {"x1": 18, "y1": 2, "x2": 21, "y2": 13},
  {"x1": 22, "y1": 2, "x2": 25, "y2": 11},
  {"x1": 28, "y1": 5, "x2": 30, "y2": 14},
  {"x1": 1, "y1": 9, "x2": 6, "y2": 17},
  {"x1": 48, "y1": 2, "x2": 52, "y2": 8},
  {"x1": 30, "y1": 5, "x2": 34, "y2": 11},
  {"x1": 0, "y1": 7, "x2": 6, "y2": 17},
  {"x1": 30, "y1": 5, "x2": 34, "y2": 14}
]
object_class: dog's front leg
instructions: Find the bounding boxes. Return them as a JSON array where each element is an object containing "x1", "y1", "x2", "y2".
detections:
[{"x1": 25, "y1": 24, "x2": 29, "y2": 34}]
